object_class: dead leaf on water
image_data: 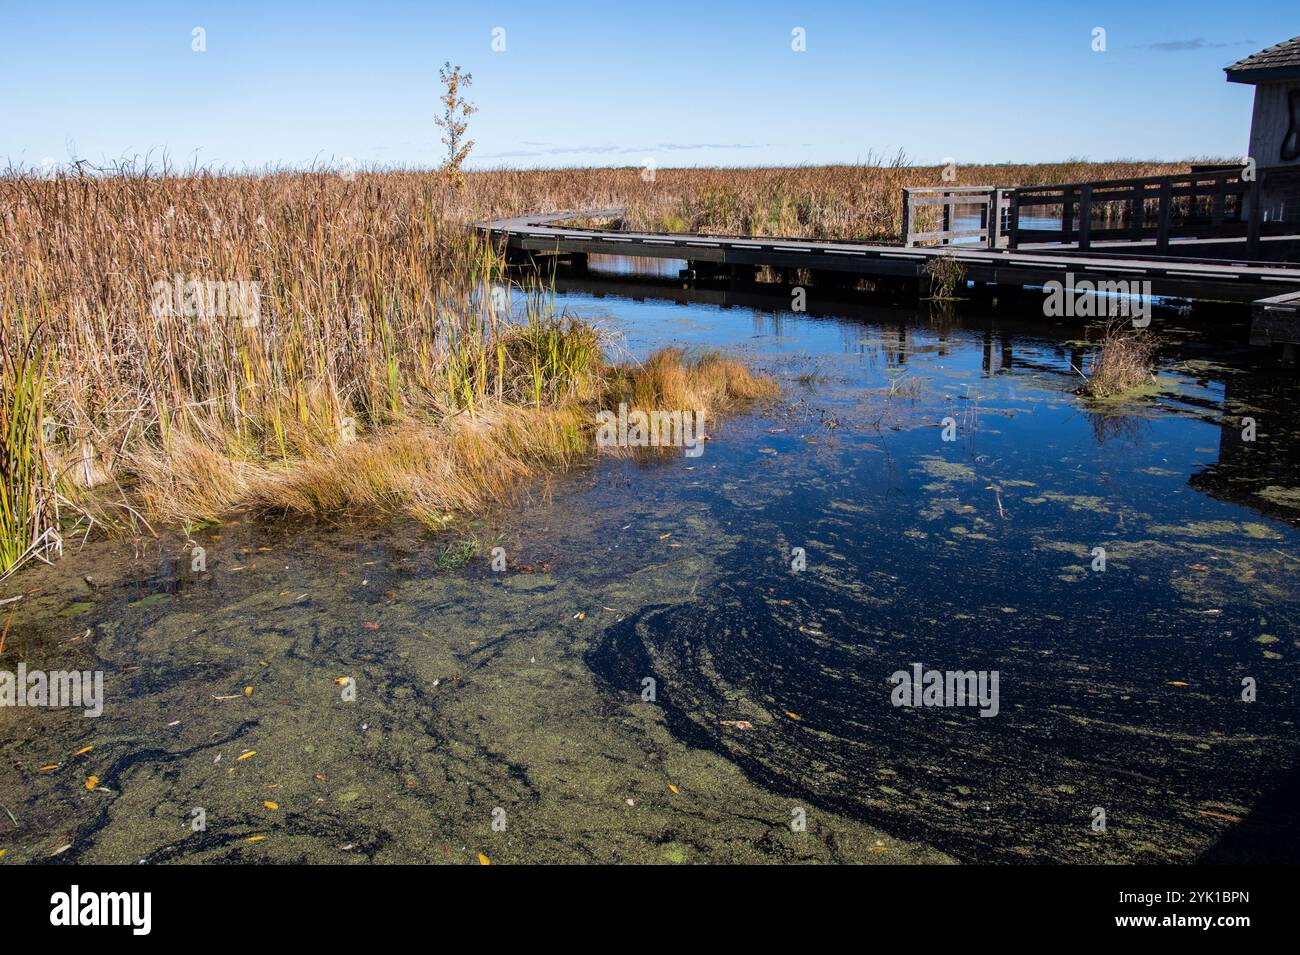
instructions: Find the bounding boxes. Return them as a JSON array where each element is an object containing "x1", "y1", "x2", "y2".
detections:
[
  {"x1": 237, "y1": 750, "x2": 256, "y2": 761},
  {"x1": 73, "y1": 746, "x2": 93, "y2": 757},
  {"x1": 478, "y1": 852, "x2": 491, "y2": 865},
  {"x1": 84, "y1": 776, "x2": 98, "y2": 791},
  {"x1": 720, "y1": 720, "x2": 753, "y2": 730},
  {"x1": 263, "y1": 801, "x2": 279, "y2": 810},
  {"x1": 245, "y1": 835, "x2": 266, "y2": 843}
]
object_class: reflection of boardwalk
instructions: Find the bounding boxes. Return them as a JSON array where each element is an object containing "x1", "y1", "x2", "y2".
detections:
[
  {"x1": 1189, "y1": 369, "x2": 1300, "y2": 524},
  {"x1": 484, "y1": 211, "x2": 1300, "y2": 307}
]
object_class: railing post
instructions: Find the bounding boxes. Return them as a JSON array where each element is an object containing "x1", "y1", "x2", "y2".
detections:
[
  {"x1": 902, "y1": 188, "x2": 914, "y2": 247},
  {"x1": 1157, "y1": 179, "x2": 1172, "y2": 252},
  {"x1": 1246, "y1": 173, "x2": 1263, "y2": 258},
  {"x1": 941, "y1": 191, "x2": 951, "y2": 246},
  {"x1": 1008, "y1": 190, "x2": 1020, "y2": 249},
  {"x1": 1063, "y1": 189, "x2": 1074, "y2": 246},
  {"x1": 986, "y1": 189, "x2": 1002, "y2": 249},
  {"x1": 1078, "y1": 184, "x2": 1093, "y2": 251}
]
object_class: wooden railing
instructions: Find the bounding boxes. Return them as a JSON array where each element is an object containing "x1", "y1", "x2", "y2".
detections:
[
  {"x1": 903, "y1": 187, "x2": 1010, "y2": 249},
  {"x1": 1005, "y1": 168, "x2": 1265, "y2": 252}
]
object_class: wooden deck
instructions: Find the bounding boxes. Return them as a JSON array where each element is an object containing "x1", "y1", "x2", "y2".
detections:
[
  {"x1": 482, "y1": 211, "x2": 1300, "y2": 307},
  {"x1": 1251, "y1": 289, "x2": 1300, "y2": 346}
]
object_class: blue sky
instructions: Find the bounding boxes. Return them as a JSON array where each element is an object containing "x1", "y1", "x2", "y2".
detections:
[{"x1": 0, "y1": 1, "x2": 1294, "y2": 171}]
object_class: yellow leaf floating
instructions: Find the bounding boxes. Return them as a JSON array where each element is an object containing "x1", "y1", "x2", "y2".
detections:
[
  {"x1": 668, "y1": 784, "x2": 680, "y2": 794},
  {"x1": 785, "y1": 711, "x2": 801, "y2": 720},
  {"x1": 74, "y1": 745, "x2": 94, "y2": 756},
  {"x1": 263, "y1": 801, "x2": 279, "y2": 810},
  {"x1": 0, "y1": 849, "x2": 6, "y2": 857},
  {"x1": 1168, "y1": 681, "x2": 1189, "y2": 687},
  {"x1": 243, "y1": 686, "x2": 253, "y2": 696},
  {"x1": 246, "y1": 835, "x2": 266, "y2": 843},
  {"x1": 478, "y1": 852, "x2": 491, "y2": 865},
  {"x1": 84, "y1": 776, "x2": 98, "y2": 790},
  {"x1": 38, "y1": 764, "x2": 59, "y2": 772},
  {"x1": 237, "y1": 750, "x2": 256, "y2": 761},
  {"x1": 334, "y1": 677, "x2": 350, "y2": 685}
]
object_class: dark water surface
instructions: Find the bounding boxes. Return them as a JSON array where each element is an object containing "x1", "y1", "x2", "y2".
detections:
[{"x1": 3, "y1": 259, "x2": 1299, "y2": 864}]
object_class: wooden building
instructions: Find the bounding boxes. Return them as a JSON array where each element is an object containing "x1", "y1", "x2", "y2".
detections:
[{"x1": 1227, "y1": 36, "x2": 1300, "y2": 224}]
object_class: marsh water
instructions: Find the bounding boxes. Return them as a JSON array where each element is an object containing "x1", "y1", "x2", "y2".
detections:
[{"x1": 3, "y1": 257, "x2": 1300, "y2": 864}]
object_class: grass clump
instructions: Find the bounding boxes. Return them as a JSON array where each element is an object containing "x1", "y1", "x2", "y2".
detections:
[
  {"x1": 1079, "y1": 324, "x2": 1159, "y2": 399},
  {"x1": 174, "y1": 344, "x2": 774, "y2": 527},
  {"x1": 923, "y1": 253, "x2": 966, "y2": 300},
  {"x1": 435, "y1": 537, "x2": 479, "y2": 569}
]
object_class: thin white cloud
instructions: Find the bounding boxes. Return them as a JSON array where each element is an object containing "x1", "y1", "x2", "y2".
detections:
[{"x1": 1143, "y1": 37, "x2": 1255, "y2": 52}]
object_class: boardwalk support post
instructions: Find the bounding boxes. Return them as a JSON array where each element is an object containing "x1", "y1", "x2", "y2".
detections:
[
  {"x1": 1077, "y1": 185, "x2": 1093, "y2": 251},
  {"x1": 1157, "y1": 180, "x2": 1172, "y2": 252},
  {"x1": 1247, "y1": 174, "x2": 1263, "y2": 259}
]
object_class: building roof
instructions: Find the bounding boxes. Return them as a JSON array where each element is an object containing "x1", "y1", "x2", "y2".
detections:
[{"x1": 1226, "y1": 36, "x2": 1300, "y2": 84}]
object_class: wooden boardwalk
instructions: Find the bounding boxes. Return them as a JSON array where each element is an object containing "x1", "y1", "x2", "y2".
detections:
[{"x1": 483, "y1": 211, "x2": 1300, "y2": 306}]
